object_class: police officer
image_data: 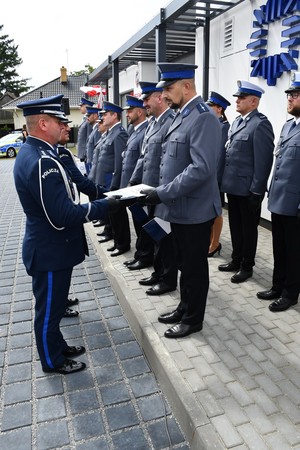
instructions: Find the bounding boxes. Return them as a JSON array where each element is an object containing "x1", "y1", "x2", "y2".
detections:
[
  {"x1": 257, "y1": 72, "x2": 300, "y2": 311},
  {"x1": 141, "y1": 63, "x2": 222, "y2": 338},
  {"x1": 206, "y1": 91, "x2": 231, "y2": 257},
  {"x1": 76, "y1": 97, "x2": 94, "y2": 162},
  {"x1": 88, "y1": 113, "x2": 108, "y2": 184},
  {"x1": 108, "y1": 95, "x2": 148, "y2": 257},
  {"x1": 13, "y1": 95, "x2": 117, "y2": 374},
  {"x1": 219, "y1": 81, "x2": 274, "y2": 283},
  {"x1": 128, "y1": 81, "x2": 178, "y2": 294},
  {"x1": 85, "y1": 106, "x2": 102, "y2": 174},
  {"x1": 96, "y1": 101, "x2": 129, "y2": 251}
]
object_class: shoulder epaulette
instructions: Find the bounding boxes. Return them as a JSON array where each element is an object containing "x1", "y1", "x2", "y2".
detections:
[
  {"x1": 257, "y1": 112, "x2": 268, "y2": 120},
  {"x1": 196, "y1": 102, "x2": 210, "y2": 114}
]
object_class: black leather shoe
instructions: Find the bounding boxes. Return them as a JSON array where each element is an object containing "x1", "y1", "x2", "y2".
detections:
[
  {"x1": 139, "y1": 276, "x2": 159, "y2": 286},
  {"x1": 146, "y1": 282, "x2": 176, "y2": 296},
  {"x1": 257, "y1": 289, "x2": 281, "y2": 300},
  {"x1": 231, "y1": 269, "x2": 253, "y2": 283},
  {"x1": 98, "y1": 236, "x2": 113, "y2": 243},
  {"x1": 158, "y1": 310, "x2": 182, "y2": 324},
  {"x1": 110, "y1": 247, "x2": 130, "y2": 257},
  {"x1": 67, "y1": 298, "x2": 79, "y2": 307},
  {"x1": 64, "y1": 307, "x2": 79, "y2": 318},
  {"x1": 124, "y1": 258, "x2": 137, "y2": 266},
  {"x1": 218, "y1": 261, "x2": 240, "y2": 272},
  {"x1": 107, "y1": 245, "x2": 116, "y2": 252},
  {"x1": 62, "y1": 346, "x2": 86, "y2": 357},
  {"x1": 43, "y1": 359, "x2": 86, "y2": 374},
  {"x1": 164, "y1": 322, "x2": 203, "y2": 339},
  {"x1": 269, "y1": 297, "x2": 298, "y2": 312},
  {"x1": 127, "y1": 260, "x2": 152, "y2": 270}
]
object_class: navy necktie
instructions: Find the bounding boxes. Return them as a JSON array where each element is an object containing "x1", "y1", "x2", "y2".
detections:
[{"x1": 237, "y1": 117, "x2": 243, "y2": 127}]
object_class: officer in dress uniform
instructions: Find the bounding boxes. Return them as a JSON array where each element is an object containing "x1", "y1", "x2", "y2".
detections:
[
  {"x1": 219, "y1": 81, "x2": 274, "y2": 283},
  {"x1": 141, "y1": 63, "x2": 222, "y2": 338},
  {"x1": 128, "y1": 81, "x2": 178, "y2": 294},
  {"x1": 76, "y1": 97, "x2": 94, "y2": 162},
  {"x1": 85, "y1": 106, "x2": 102, "y2": 175},
  {"x1": 96, "y1": 101, "x2": 129, "y2": 251},
  {"x1": 108, "y1": 95, "x2": 148, "y2": 257},
  {"x1": 13, "y1": 95, "x2": 117, "y2": 374},
  {"x1": 257, "y1": 72, "x2": 300, "y2": 312},
  {"x1": 206, "y1": 91, "x2": 231, "y2": 258},
  {"x1": 88, "y1": 113, "x2": 108, "y2": 184}
]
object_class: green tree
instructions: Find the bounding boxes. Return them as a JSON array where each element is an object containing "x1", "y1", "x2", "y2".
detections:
[
  {"x1": 0, "y1": 25, "x2": 30, "y2": 95},
  {"x1": 70, "y1": 64, "x2": 95, "y2": 76}
]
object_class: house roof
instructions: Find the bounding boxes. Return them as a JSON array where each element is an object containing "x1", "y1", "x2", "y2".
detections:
[{"x1": 2, "y1": 74, "x2": 99, "y2": 111}]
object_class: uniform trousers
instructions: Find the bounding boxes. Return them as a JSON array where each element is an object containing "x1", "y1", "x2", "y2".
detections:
[
  {"x1": 109, "y1": 207, "x2": 131, "y2": 251},
  {"x1": 171, "y1": 220, "x2": 213, "y2": 325},
  {"x1": 152, "y1": 233, "x2": 178, "y2": 287},
  {"x1": 31, "y1": 267, "x2": 72, "y2": 369},
  {"x1": 131, "y1": 205, "x2": 154, "y2": 264},
  {"x1": 227, "y1": 194, "x2": 261, "y2": 270},
  {"x1": 271, "y1": 213, "x2": 300, "y2": 300}
]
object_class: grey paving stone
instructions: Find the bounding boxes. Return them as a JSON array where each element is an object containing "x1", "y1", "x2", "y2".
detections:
[
  {"x1": 138, "y1": 394, "x2": 170, "y2": 421},
  {"x1": 3, "y1": 381, "x2": 32, "y2": 405},
  {"x1": 106, "y1": 403, "x2": 139, "y2": 431},
  {"x1": 68, "y1": 389, "x2": 100, "y2": 414},
  {"x1": 37, "y1": 396, "x2": 66, "y2": 422},
  {"x1": 36, "y1": 377, "x2": 64, "y2": 398},
  {"x1": 5, "y1": 362, "x2": 31, "y2": 383},
  {"x1": 102, "y1": 305, "x2": 123, "y2": 318},
  {"x1": 116, "y1": 341, "x2": 143, "y2": 360},
  {"x1": 9, "y1": 333, "x2": 32, "y2": 349},
  {"x1": 110, "y1": 327, "x2": 135, "y2": 344},
  {"x1": 122, "y1": 356, "x2": 151, "y2": 378},
  {"x1": 106, "y1": 317, "x2": 129, "y2": 331},
  {"x1": 101, "y1": 382, "x2": 131, "y2": 406},
  {"x1": 65, "y1": 371, "x2": 95, "y2": 392},
  {"x1": 75, "y1": 438, "x2": 109, "y2": 450},
  {"x1": 91, "y1": 347, "x2": 117, "y2": 367},
  {"x1": 147, "y1": 417, "x2": 187, "y2": 449},
  {"x1": 95, "y1": 364, "x2": 124, "y2": 385},
  {"x1": 98, "y1": 296, "x2": 118, "y2": 308},
  {"x1": 0, "y1": 427, "x2": 32, "y2": 450},
  {"x1": 111, "y1": 427, "x2": 150, "y2": 450},
  {"x1": 83, "y1": 321, "x2": 106, "y2": 335},
  {"x1": 73, "y1": 411, "x2": 105, "y2": 441},
  {"x1": 10, "y1": 320, "x2": 32, "y2": 335},
  {"x1": 36, "y1": 420, "x2": 69, "y2": 450},
  {"x1": 1, "y1": 402, "x2": 32, "y2": 431},
  {"x1": 86, "y1": 333, "x2": 111, "y2": 350},
  {"x1": 7, "y1": 347, "x2": 32, "y2": 365},
  {"x1": 129, "y1": 374, "x2": 159, "y2": 397}
]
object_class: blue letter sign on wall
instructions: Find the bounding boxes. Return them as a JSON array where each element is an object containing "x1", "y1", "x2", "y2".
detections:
[{"x1": 247, "y1": 0, "x2": 300, "y2": 85}]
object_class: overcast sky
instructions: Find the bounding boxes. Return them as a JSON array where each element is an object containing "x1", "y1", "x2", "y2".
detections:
[{"x1": 2, "y1": 0, "x2": 169, "y2": 90}]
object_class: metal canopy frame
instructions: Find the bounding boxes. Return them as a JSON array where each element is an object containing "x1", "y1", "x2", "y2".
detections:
[{"x1": 89, "y1": 0, "x2": 245, "y2": 99}]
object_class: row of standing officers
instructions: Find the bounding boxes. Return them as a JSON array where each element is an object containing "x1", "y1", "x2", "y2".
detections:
[
  {"x1": 13, "y1": 63, "x2": 300, "y2": 374},
  {"x1": 77, "y1": 64, "x2": 300, "y2": 338}
]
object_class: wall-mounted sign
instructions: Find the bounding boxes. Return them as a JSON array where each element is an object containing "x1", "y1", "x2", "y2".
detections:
[{"x1": 247, "y1": 0, "x2": 300, "y2": 85}]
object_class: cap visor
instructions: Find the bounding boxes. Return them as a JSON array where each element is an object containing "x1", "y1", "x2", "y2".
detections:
[{"x1": 156, "y1": 79, "x2": 176, "y2": 88}]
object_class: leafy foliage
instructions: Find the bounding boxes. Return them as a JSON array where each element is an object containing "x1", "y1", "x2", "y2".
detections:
[
  {"x1": 70, "y1": 64, "x2": 95, "y2": 76},
  {"x1": 0, "y1": 25, "x2": 30, "y2": 95}
]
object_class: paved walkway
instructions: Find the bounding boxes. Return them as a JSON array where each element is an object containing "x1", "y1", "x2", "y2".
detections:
[
  {"x1": 1, "y1": 158, "x2": 300, "y2": 449},
  {"x1": 0, "y1": 159, "x2": 189, "y2": 450}
]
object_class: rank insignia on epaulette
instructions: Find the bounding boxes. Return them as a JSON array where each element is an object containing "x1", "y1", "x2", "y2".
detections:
[{"x1": 196, "y1": 102, "x2": 209, "y2": 114}]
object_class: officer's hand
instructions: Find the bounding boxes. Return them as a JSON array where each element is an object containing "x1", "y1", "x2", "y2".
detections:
[
  {"x1": 140, "y1": 188, "x2": 161, "y2": 205},
  {"x1": 110, "y1": 195, "x2": 137, "y2": 208},
  {"x1": 248, "y1": 193, "x2": 262, "y2": 213},
  {"x1": 297, "y1": 209, "x2": 300, "y2": 228}
]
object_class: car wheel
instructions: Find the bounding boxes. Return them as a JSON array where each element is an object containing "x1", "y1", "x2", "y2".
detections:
[{"x1": 6, "y1": 147, "x2": 16, "y2": 158}]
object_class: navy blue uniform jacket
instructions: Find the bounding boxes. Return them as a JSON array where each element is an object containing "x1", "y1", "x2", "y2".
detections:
[{"x1": 14, "y1": 137, "x2": 109, "y2": 273}]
